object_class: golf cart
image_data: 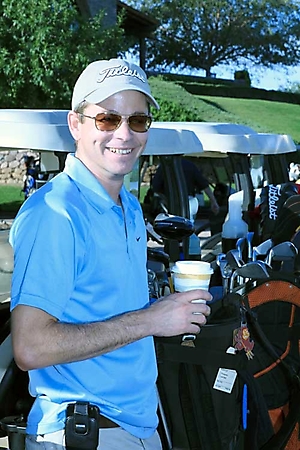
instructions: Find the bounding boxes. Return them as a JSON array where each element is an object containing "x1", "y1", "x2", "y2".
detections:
[
  {"x1": 140, "y1": 121, "x2": 297, "y2": 260},
  {"x1": 0, "y1": 109, "x2": 299, "y2": 450}
]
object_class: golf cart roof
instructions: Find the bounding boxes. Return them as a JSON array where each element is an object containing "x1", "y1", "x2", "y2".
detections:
[
  {"x1": 0, "y1": 109, "x2": 73, "y2": 153},
  {"x1": 0, "y1": 110, "x2": 296, "y2": 156},
  {"x1": 150, "y1": 122, "x2": 296, "y2": 156},
  {"x1": 0, "y1": 109, "x2": 204, "y2": 156}
]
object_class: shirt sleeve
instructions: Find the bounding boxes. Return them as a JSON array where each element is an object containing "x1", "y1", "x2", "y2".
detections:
[
  {"x1": 151, "y1": 165, "x2": 164, "y2": 193},
  {"x1": 10, "y1": 199, "x2": 86, "y2": 320}
]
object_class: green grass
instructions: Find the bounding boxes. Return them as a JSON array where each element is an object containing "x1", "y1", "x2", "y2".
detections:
[
  {"x1": 149, "y1": 78, "x2": 300, "y2": 144},
  {"x1": 198, "y1": 95, "x2": 300, "y2": 141},
  {"x1": 139, "y1": 185, "x2": 148, "y2": 203},
  {"x1": 0, "y1": 185, "x2": 24, "y2": 213}
]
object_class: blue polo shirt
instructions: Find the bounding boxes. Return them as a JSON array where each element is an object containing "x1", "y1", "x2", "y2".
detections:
[{"x1": 9, "y1": 153, "x2": 158, "y2": 438}]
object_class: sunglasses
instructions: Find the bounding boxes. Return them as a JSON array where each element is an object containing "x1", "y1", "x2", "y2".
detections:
[{"x1": 79, "y1": 112, "x2": 152, "y2": 133}]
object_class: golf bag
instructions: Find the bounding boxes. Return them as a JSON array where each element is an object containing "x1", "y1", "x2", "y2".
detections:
[
  {"x1": 22, "y1": 155, "x2": 39, "y2": 199},
  {"x1": 156, "y1": 274, "x2": 300, "y2": 450},
  {"x1": 241, "y1": 277, "x2": 300, "y2": 450},
  {"x1": 155, "y1": 294, "x2": 248, "y2": 450}
]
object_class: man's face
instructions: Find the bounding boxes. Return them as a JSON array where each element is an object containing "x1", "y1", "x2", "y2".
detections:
[{"x1": 69, "y1": 90, "x2": 149, "y2": 184}]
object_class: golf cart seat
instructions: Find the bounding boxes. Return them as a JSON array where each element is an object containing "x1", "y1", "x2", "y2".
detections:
[
  {"x1": 0, "y1": 321, "x2": 33, "y2": 450},
  {"x1": 0, "y1": 359, "x2": 33, "y2": 450}
]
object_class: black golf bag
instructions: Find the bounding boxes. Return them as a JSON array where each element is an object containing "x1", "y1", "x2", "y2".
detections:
[
  {"x1": 156, "y1": 274, "x2": 300, "y2": 450},
  {"x1": 156, "y1": 294, "x2": 247, "y2": 450}
]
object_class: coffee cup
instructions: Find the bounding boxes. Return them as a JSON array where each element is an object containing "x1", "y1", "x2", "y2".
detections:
[{"x1": 172, "y1": 260, "x2": 213, "y2": 301}]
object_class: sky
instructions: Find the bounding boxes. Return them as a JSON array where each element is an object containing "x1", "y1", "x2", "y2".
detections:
[
  {"x1": 126, "y1": 52, "x2": 300, "y2": 92},
  {"x1": 193, "y1": 64, "x2": 300, "y2": 92}
]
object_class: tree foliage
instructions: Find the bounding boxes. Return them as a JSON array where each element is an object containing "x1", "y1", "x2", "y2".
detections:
[
  {"x1": 283, "y1": 82, "x2": 300, "y2": 94},
  {"x1": 0, "y1": 0, "x2": 128, "y2": 108},
  {"x1": 128, "y1": 0, "x2": 300, "y2": 76}
]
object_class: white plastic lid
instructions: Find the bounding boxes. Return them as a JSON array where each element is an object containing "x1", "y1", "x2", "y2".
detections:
[{"x1": 172, "y1": 260, "x2": 213, "y2": 275}]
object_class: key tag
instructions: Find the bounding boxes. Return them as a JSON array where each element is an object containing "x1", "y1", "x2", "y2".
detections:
[{"x1": 233, "y1": 323, "x2": 254, "y2": 360}]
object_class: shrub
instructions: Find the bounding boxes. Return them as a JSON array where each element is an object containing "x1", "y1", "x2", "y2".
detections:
[{"x1": 234, "y1": 70, "x2": 251, "y2": 87}]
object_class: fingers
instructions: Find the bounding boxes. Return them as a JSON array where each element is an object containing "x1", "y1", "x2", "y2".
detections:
[
  {"x1": 179, "y1": 292, "x2": 211, "y2": 327},
  {"x1": 194, "y1": 304, "x2": 211, "y2": 318},
  {"x1": 185, "y1": 315, "x2": 207, "y2": 336},
  {"x1": 192, "y1": 308, "x2": 209, "y2": 324},
  {"x1": 150, "y1": 289, "x2": 212, "y2": 338},
  {"x1": 189, "y1": 309, "x2": 209, "y2": 335},
  {"x1": 189, "y1": 323, "x2": 201, "y2": 335}
]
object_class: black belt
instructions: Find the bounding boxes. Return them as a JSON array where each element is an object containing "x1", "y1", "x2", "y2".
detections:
[{"x1": 99, "y1": 415, "x2": 119, "y2": 429}]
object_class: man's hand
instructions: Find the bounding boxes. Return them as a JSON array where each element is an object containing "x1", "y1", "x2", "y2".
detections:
[{"x1": 149, "y1": 289, "x2": 212, "y2": 337}]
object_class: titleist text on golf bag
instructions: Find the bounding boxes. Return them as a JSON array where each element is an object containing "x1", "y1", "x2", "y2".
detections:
[{"x1": 259, "y1": 182, "x2": 299, "y2": 243}]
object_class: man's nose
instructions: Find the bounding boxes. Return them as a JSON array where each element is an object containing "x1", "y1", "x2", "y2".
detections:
[{"x1": 114, "y1": 118, "x2": 134, "y2": 138}]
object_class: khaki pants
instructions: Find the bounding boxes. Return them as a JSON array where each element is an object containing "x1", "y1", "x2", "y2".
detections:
[{"x1": 26, "y1": 428, "x2": 162, "y2": 450}]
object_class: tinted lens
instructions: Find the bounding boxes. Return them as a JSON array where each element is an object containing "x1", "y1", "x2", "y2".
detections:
[
  {"x1": 128, "y1": 115, "x2": 152, "y2": 132},
  {"x1": 95, "y1": 113, "x2": 121, "y2": 131},
  {"x1": 94, "y1": 113, "x2": 151, "y2": 133}
]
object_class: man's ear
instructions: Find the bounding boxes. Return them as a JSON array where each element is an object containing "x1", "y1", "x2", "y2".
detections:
[{"x1": 68, "y1": 111, "x2": 81, "y2": 141}]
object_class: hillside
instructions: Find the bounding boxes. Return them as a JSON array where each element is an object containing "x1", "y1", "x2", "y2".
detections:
[{"x1": 148, "y1": 76, "x2": 300, "y2": 145}]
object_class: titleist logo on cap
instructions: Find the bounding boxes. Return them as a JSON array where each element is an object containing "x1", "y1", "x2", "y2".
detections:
[{"x1": 97, "y1": 64, "x2": 146, "y2": 84}]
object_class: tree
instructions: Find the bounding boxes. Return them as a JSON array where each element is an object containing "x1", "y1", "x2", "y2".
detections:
[
  {"x1": 128, "y1": 0, "x2": 300, "y2": 77},
  {"x1": 0, "y1": 0, "x2": 128, "y2": 108},
  {"x1": 283, "y1": 82, "x2": 300, "y2": 94}
]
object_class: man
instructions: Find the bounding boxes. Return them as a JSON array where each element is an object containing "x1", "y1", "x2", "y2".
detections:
[
  {"x1": 9, "y1": 58, "x2": 211, "y2": 450},
  {"x1": 152, "y1": 157, "x2": 220, "y2": 216}
]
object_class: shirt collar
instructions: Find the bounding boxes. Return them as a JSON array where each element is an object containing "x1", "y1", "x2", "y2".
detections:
[{"x1": 63, "y1": 153, "x2": 140, "y2": 215}]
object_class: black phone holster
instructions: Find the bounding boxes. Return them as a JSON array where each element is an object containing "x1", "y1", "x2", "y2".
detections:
[{"x1": 65, "y1": 401, "x2": 100, "y2": 450}]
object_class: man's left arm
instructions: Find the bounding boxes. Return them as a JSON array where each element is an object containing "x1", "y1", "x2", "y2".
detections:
[{"x1": 204, "y1": 186, "x2": 220, "y2": 215}]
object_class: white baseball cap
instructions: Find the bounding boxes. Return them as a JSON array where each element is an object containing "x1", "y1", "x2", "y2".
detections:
[{"x1": 71, "y1": 58, "x2": 159, "y2": 110}]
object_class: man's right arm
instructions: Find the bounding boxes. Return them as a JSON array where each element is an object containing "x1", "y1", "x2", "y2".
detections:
[{"x1": 11, "y1": 289, "x2": 211, "y2": 371}]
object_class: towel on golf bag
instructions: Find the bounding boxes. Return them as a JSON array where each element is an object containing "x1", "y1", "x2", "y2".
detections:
[
  {"x1": 242, "y1": 278, "x2": 300, "y2": 450},
  {"x1": 155, "y1": 294, "x2": 260, "y2": 450}
]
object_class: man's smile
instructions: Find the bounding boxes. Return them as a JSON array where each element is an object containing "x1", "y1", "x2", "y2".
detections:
[{"x1": 108, "y1": 148, "x2": 133, "y2": 155}]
